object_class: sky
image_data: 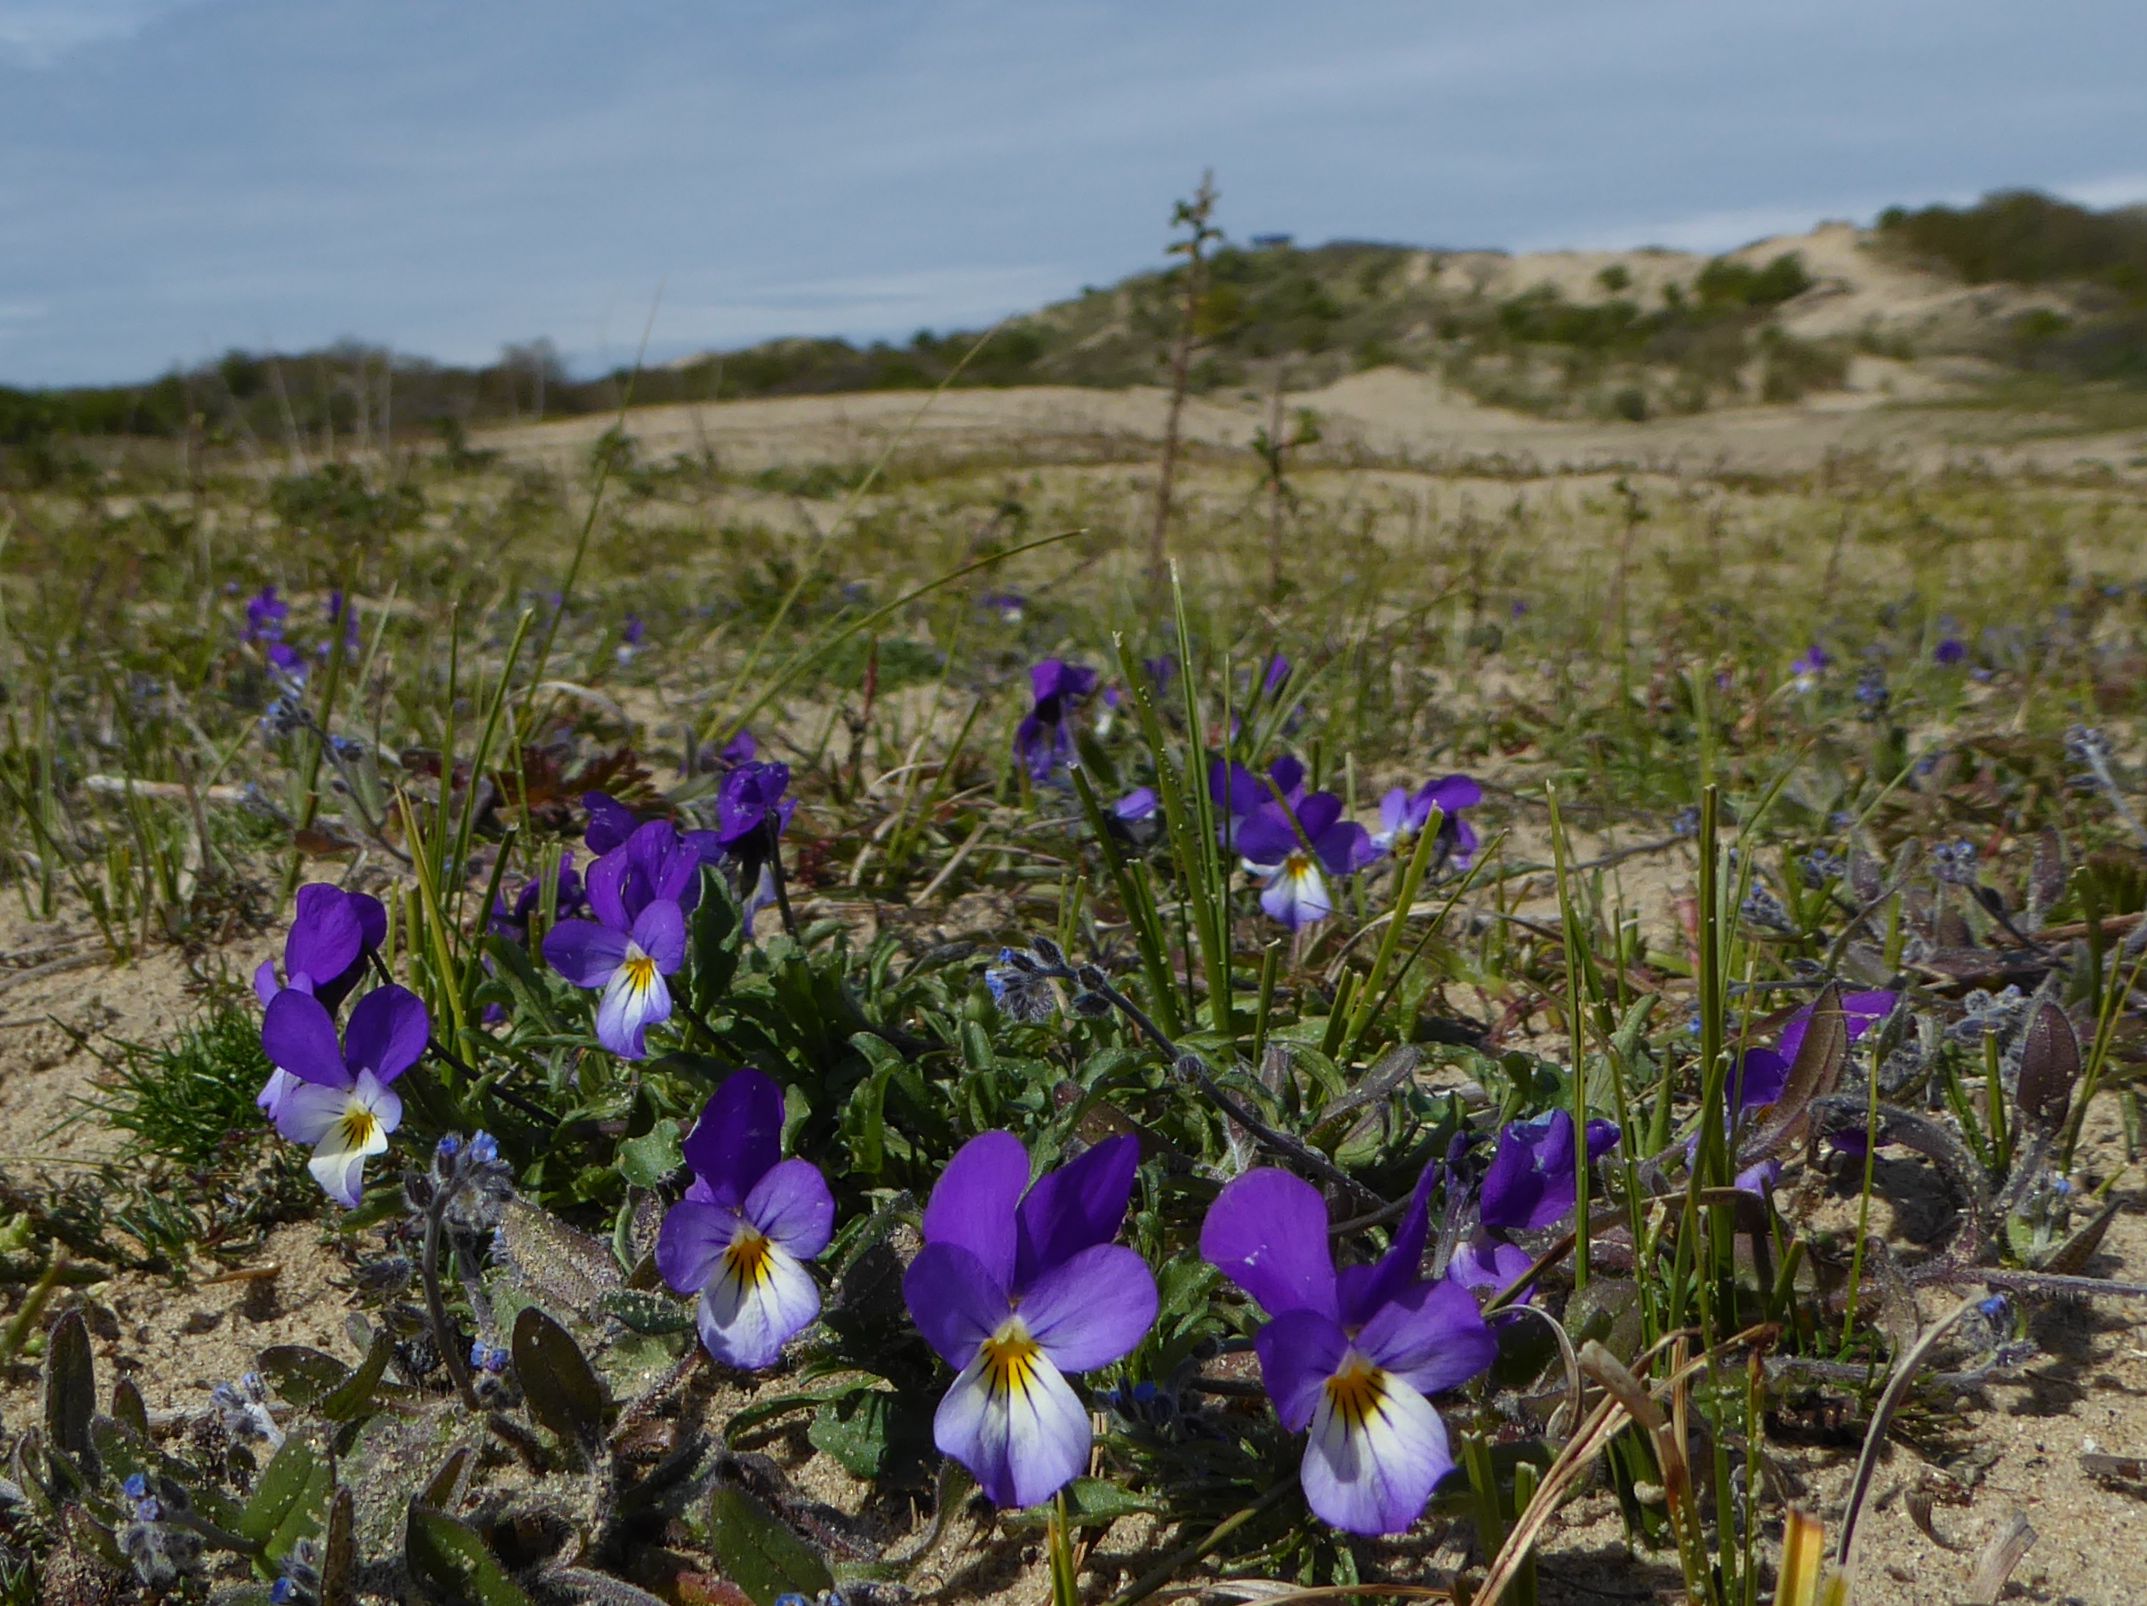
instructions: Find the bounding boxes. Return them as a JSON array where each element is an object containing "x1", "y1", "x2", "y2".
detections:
[{"x1": 3, "y1": 0, "x2": 2143, "y2": 387}]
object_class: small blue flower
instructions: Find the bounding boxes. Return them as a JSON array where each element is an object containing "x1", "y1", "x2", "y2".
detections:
[{"x1": 123, "y1": 1473, "x2": 149, "y2": 1502}]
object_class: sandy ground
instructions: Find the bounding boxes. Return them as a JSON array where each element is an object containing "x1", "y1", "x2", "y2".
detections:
[{"x1": 473, "y1": 361, "x2": 2147, "y2": 494}]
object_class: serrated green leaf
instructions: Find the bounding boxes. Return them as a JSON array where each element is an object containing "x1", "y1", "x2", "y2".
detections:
[
  {"x1": 708, "y1": 1485, "x2": 833, "y2": 1606},
  {"x1": 617, "y1": 1118, "x2": 683, "y2": 1188},
  {"x1": 806, "y1": 1389, "x2": 898, "y2": 1479}
]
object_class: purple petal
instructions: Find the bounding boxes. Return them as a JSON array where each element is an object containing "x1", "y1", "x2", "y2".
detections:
[
  {"x1": 656, "y1": 1196, "x2": 740, "y2": 1295},
  {"x1": 682, "y1": 1068, "x2": 786, "y2": 1203},
  {"x1": 935, "y1": 1340, "x2": 1090, "y2": 1509},
  {"x1": 284, "y1": 884, "x2": 362, "y2": 989},
  {"x1": 1337, "y1": 1161, "x2": 1438, "y2": 1328},
  {"x1": 744, "y1": 1158, "x2": 834, "y2": 1259},
  {"x1": 1200, "y1": 1169, "x2": 1338, "y2": 1320},
  {"x1": 583, "y1": 847, "x2": 632, "y2": 931},
  {"x1": 341, "y1": 985, "x2": 429, "y2": 1084},
  {"x1": 1294, "y1": 792, "x2": 1344, "y2": 841},
  {"x1": 253, "y1": 958, "x2": 280, "y2": 1007},
  {"x1": 349, "y1": 893, "x2": 388, "y2": 952},
  {"x1": 583, "y1": 792, "x2": 637, "y2": 853},
  {"x1": 1301, "y1": 1368, "x2": 1453, "y2": 1535},
  {"x1": 1730, "y1": 1047, "x2": 1790, "y2": 1113},
  {"x1": 261, "y1": 989, "x2": 347, "y2": 1087},
  {"x1": 924, "y1": 1130, "x2": 1029, "y2": 1290},
  {"x1": 1018, "y1": 1244, "x2": 1156, "y2": 1372},
  {"x1": 1419, "y1": 775, "x2": 1482, "y2": 814},
  {"x1": 1234, "y1": 801, "x2": 1302, "y2": 866},
  {"x1": 1209, "y1": 759, "x2": 1262, "y2": 820},
  {"x1": 903, "y1": 1242, "x2": 1013, "y2": 1370},
  {"x1": 630, "y1": 900, "x2": 687, "y2": 973},
  {"x1": 542, "y1": 919, "x2": 631, "y2": 988},
  {"x1": 1449, "y1": 1235, "x2": 1539, "y2": 1303},
  {"x1": 1315, "y1": 819, "x2": 1377, "y2": 875},
  {"x1": 1013, "y1": 1134, "x2": 1138, "y2": 1288},
  {"x1": 1253, "y1": 1307, "x2": 1349, "y2": 1432},
  {"x1": 1355, "y1": 1277, "x2": 1498, "y2": 1396}
]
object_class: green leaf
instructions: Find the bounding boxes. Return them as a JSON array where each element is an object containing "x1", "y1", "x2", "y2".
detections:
[
  {"x1": 599, "y1": 1288, "x2": 694, "y2": 1336},
  {"x1": 512, "y1": 1305, "x2": 610, "y2": 1449},
  {"x1": 320, "y1": 1486, "x2": 357, "y2": 1606},
  {"x1": 405, "y1": 1506, "x2": 536, "y2": 1605},
  {"x1": 617, "y1": 1117, "x2": 684, "y2": 1188},
  {"x1": 1003, "y1": 1477, "x2": 1159, "y2": 1531},
  {"x1": 42, "y1": 1309, "x2": 96, "y2": 1470},
  {"x1": 258, "y1": 1345, "x2": 356, "y2": 1409},
  {"x1": 318, "y1": 1330, "x2": 395, "y2": 1423},
  {"x1": 707, "y1": 1485, "x2": 834, "y2": 1606},
  {"x1": 238, "y1": 1437, "x2": 331, "y2": 1560},
  {"x1": 691, "y1": 866, "x2": 744, "y2": 1010},
  {"x1": 806, "y1": 1389, "x2": 901, "y2": 1479}
]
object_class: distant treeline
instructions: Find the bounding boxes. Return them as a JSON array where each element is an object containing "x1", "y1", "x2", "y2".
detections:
[{"x1": 6, "y1": 189, "x2": 2145, "y2": 448}]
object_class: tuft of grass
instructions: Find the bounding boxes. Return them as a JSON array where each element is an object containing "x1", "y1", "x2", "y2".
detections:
[{"x1": 91, "y1": 995, "x2": 275, "y2": 1169}]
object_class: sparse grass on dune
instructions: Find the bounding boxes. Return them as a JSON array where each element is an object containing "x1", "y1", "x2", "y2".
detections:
[{"x1": 0, "y1": 403, "x2": 2144, "y2": 1606}]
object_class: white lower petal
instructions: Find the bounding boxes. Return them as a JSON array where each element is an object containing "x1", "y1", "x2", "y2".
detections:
[
  {"x1": 696, "y1": 1234, "x2": 818, "y2": 1370},
  {"x1": 596, "y1": 950, "x2": 672, "y2": 1058},
  {"x1": 1300, "y1": 1363, "x2": 1451, "y2": 1536},
  {"x1": 934, "y1": 1329, "x2": 1090, "y2": 1509},
  {"x1": 275, "y1": 1078, "x2": 352, "y2": 1145},
  {"x1": 307, "y1": 1090, "x2": 392, "y2": 1209}
]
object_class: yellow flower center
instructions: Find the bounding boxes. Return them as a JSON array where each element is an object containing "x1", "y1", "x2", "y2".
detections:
[
  {"x1": 722, "y1": 1227, "x2": 774, "y2": 1291},
  {"x1": 621, "y1": 951, "x2": 658, "y2": 994},
  {"x1": 978, "y1": 1321, "x2": 1044, "y2": 1403},
  {"x1": 1284, "y1": 851, "x2": 1313, "y2": 878},
  {"x1": 1323, "y1": 1352, "x2": 1389, "y2": 1433},
  {"x1": 335, "y1": 1102, "x2": 380, "y2": 1150}
]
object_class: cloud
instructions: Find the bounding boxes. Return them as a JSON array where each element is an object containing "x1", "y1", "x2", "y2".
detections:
[{"x1": 0, "y1": 0, "x2": 220, "y2": 69}]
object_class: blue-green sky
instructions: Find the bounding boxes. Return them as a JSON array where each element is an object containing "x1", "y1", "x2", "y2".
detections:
[{"x1": 3, "y1": 0, "x2": 2141, "y2": 385}]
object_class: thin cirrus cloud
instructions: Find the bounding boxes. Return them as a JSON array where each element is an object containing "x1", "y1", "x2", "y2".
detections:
[{"x1": 1, "y1": 0, "x2": 2143, "y2": 386}]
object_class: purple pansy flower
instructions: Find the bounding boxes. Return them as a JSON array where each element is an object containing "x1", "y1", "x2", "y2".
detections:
[
  {"x1": 1014, "y1": 660, "x2": 1098, "y2": 782},
  {"x1": 1478, "y1": 1109, "x2": 1622, "y2": 1232},
  {"x1": 1934, "y1": 636, "x2": 1967, "y2": 666},
  {"x1": 1235, "y1": 790, "x2": 1377, "y2": 929},
  {"x1": 1261, "y1": 653, "x2": 1291, "y2": 697},
  {"x1": 260, "y1": 985, "x2": 427, "y2": 1207},
  {"x1": 656, "y1": 1070, "x2": 834, "y2": 1368},
  {"x1": 981, "y1": 591, "x2": 1028, "y2": 623},
  {"x1": 1372, "y1": 775, "x2": 1483, "y2": 869},
  {"x1": 1201, "y1": 1166, "x2": 1496, "y2": 1535},
  {"x1": 264, "y1": 639, "x2": 308, "y2": 681},
  {"x1": 542, "y1": 826, "x2": 698, "y2": 1058},
  {"x1": 902, "y1": 1133, "x2": 1158, "y2": 1509},
  {"x1": 1790, "y1": 644, "x2": 1831, "y2": 686}
]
